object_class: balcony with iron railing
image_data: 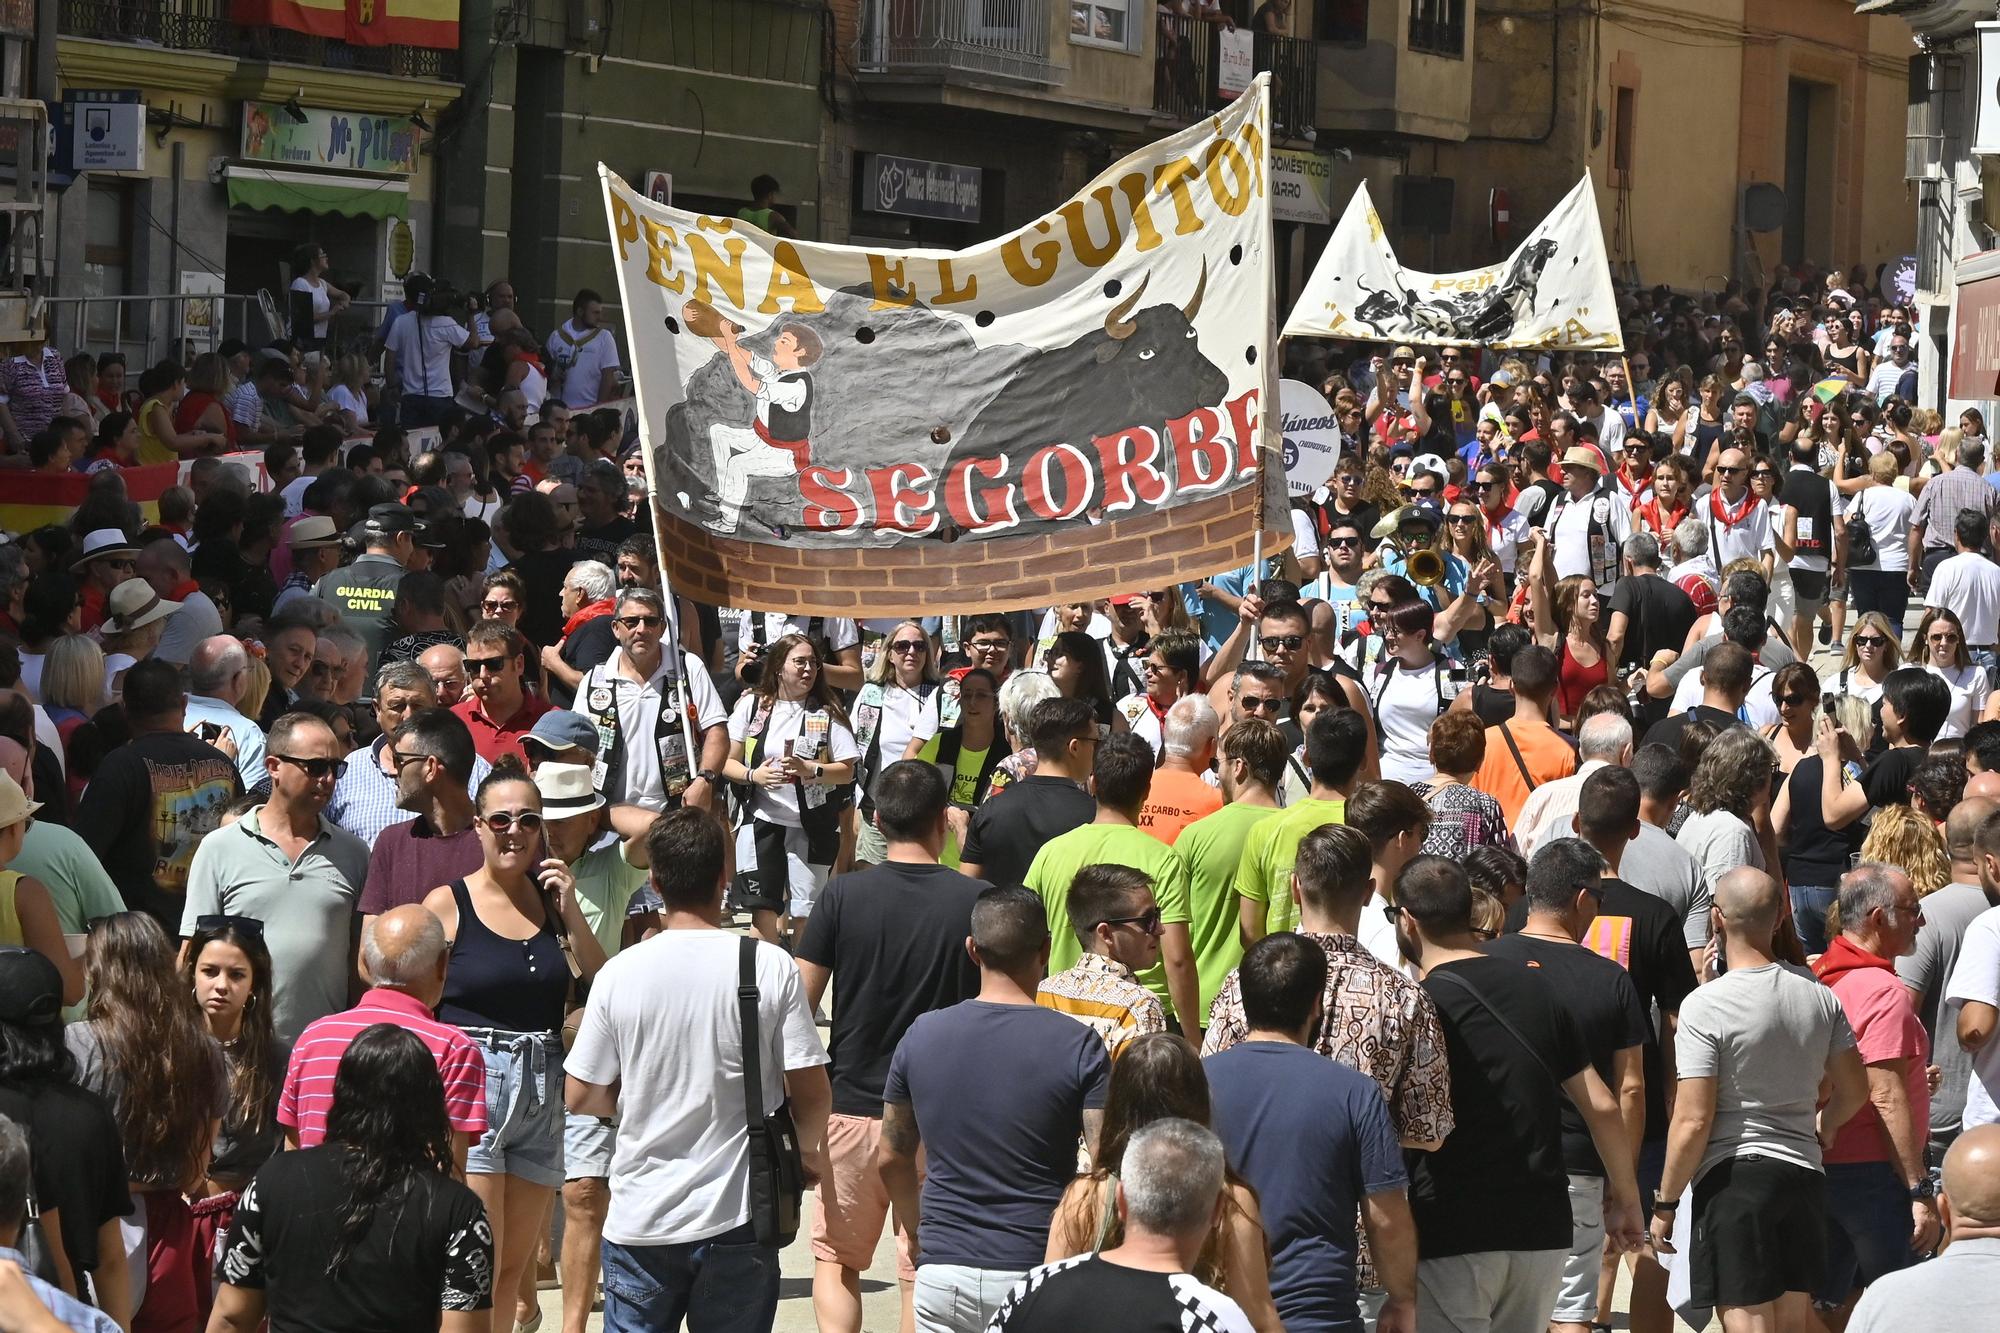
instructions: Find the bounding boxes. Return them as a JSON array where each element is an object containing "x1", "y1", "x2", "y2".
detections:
[
  {"x1": 1154, "y1": 17, "x2": 1314, "y2": 139},
  {"x1": 59, "y1": 0, "x2": 461, "y2": 81},
  {"x1": 854, "y1": 0, "x2": 1060, "y2": 86}
]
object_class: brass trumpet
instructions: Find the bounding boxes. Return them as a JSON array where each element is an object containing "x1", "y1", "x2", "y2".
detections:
[{"x1": 1406, "y1": 547, "x2": 1446, "y2": 587}]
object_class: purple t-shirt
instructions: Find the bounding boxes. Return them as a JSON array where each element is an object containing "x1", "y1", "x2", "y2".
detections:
[{"x1": 358, "y1": 818, "x2": 484, "y2": 916}]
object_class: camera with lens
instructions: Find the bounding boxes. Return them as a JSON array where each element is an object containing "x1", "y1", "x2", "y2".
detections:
[{"x1": 404, "y1": 271, "x2": 464, "y2": 319}]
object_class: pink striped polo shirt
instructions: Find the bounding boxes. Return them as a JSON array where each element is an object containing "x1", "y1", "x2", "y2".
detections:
[{"x1": 277, "y1": 987, "x2": 489, "y2": 1146}]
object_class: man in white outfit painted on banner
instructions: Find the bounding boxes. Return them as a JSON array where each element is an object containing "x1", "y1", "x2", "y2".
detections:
[{"x1": 705, "y1": 319, "x2": 823, "y2": 534}]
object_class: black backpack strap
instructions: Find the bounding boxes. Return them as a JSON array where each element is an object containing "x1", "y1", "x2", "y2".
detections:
[
  {"x1": 1429, "y1": 966, "x2": 1563, "y2": 1089},
  {"x1": 738, "y1": 936, "x2": 764, "y2": 1133},
  {"x1": 1498, "y1": 720, "x2": 1538, "y2": 793}
]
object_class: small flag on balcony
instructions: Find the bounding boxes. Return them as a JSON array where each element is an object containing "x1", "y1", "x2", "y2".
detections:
[{"x1": 233, "y1": 0, "x2": 460, "y2": 50}]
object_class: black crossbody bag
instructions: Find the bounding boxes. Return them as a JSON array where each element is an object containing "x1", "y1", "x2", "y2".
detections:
[{"x1": 738, "y1": 936, "x2": 805, "y2": 1247}]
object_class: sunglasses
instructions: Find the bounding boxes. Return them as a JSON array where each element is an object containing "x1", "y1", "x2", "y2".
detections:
[
  {"x1": 1447, "y1": 514, "x2": 1478, "y2": 525},
  {"x1": 1367, "y1": 600, "x2": 1395, "y2": 614},
  {"x1": 1259, "y1": 634, "x2": 1305, "y2": 652},
  {"x1": 1854, "y1": 634, "x2": 1889, "y2": 648},
  {"x1": 889, "y1": 639, "x2": 928, "y2": 653},
  {"x1": 482, "y1": 809, "x2": 545, "y2": 834},
  {"x1": 1930, "y1": 632, "x2": 1961, "y2": 643},
  {"x1": 272, "y1": 754, "x2": 347, "y2": 781},
  {"x1": 194, "y1": 913, "x2": 265, "y2": 939},
  {"x1": 1776, "y1": 694, "x2": 1814, "y2": 709},
  {"x1": 465, "y1": 656, "x2": 511, "y2": 674},
  {"x1": 389, "y1": 748, "x2": 432, "y2": 768},
  {"x1": 1101, "y1": 908, "x2": 1163, "y2": 935},
  {"x1": 1237, "y1": 695, "x2": 1285, "y2": 713},
  {"x1": 481, "y1": 600, "x2": 518, "y2": 613},
  {"x1": 1716, "y1": 465, "x2": 1745, "y2": 476},
  {"x1": 614, "y1": 614, "x2": 665, "y2": 629},
  {"x1": 1327, "y1": 535, "x2": 1361, "y2": 548},
  {"x1": 1407, "y1": 484, "x2": 1439, "y2": 497},
  {"x1": 1477, "y1": 478, "x2": 1505, "y2": 489}
]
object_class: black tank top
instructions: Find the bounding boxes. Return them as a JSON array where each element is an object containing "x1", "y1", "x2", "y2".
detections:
[
  {"x1": 437, "y1": 878, "x2": 570, "y2": 1034},
  {"x1": 1470, "y1": 682, "x2": 1516, "y2": 727}
]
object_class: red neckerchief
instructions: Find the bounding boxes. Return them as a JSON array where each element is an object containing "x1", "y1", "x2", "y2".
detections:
[
  {"x1": 1637, "y1": 498, "x2": 1688, "y2": 533},
  {"x1": 1144, "y1": 693, "x2": 1170, "y2": 725},
  {"x1": 1811, "y1": 933, "x2": 1895, "y2": 984},
  {"x1": 169, "y1": 577, "x2": 199, "y2": 600},
  {"x1": 1709, "y1": 486, "x2": 1758, "y2": 530},
  {"x1": 1614, "y1": 466, "x2": 1650, "y2": 502},
  {"x1": 561, "y1": 597, "x2": 615, "y2": 643}
]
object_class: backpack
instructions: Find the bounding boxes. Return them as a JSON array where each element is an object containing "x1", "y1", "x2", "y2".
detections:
[{"x1": 1845, "y1": 505, "x2": 1878, "y2": 566}]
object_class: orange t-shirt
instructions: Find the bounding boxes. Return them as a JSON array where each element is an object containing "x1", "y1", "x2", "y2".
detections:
[
  {"x1": 1138, "y1": 768, "x2": 1226, "y2": 848},
  {"x1": 1470, "y1": 719, "x2": 1577, "y2": 825}
]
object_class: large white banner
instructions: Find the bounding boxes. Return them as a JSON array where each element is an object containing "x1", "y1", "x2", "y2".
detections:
[
  {"x1": 600, "y1": 78, "x2": 1284, "y2": 614},
  {"x1": 1284, "y1": 173, "x2": 1622, "y2": 351}
]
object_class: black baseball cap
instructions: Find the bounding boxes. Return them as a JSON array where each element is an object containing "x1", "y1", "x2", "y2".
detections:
[
  {"x1": 0, "y1": 948, "x2": 63, "y2": 1025},
  {"x1": 364, "y1": 504, "x2": 418, "y2": 542}
]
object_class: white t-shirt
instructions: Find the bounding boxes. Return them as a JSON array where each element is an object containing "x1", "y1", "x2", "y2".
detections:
[
  {"x1": 1668, "y1": 659, "x2": 1778, "y2": 728},
  {"x1": 1926, "y1": 552, "x2": 2000, "y2": 646},
  {"x1": 1928, "y1": 661, "x2": 1993, "y2": 740},
  {"x1": 1481, "y1": 505, "x2": 1531, "y2": 575},
  {"x1": 1702, "y1": 493, "x2": 1775, "y2": 570},
  {"x1": 1946, "y1": 905, "x2": 2000, "y2": 1130},
  {"x1": 327, "y1": 383, "x2": 369, "y2": 427},
  {"x1": 291, "y1": 276, "x2": 332, "y2": 339},
  {"x1": 1364, "y1": 657, "x2": 1448, "y2": 785},
  {"x1": 1846, "y1": 485, "x2": 1915, "y2": 572},
  {"x1": 727, "y1": 695, "x2": 860, "y2": 826},
  {"x1": 1819, "y1": 664, "x2": 1888, "y2": 706},
  {"x1": 1290, "y1": 508, "x2": 1318, "y2": 562},
  {"x1": 546, "y1": 319, "x2": 623, "y2": 409},
  {"x1": 279, "y1": 473, "x2": 314, "y2": 519},
  {"x1": 385, "y1": 311, "x2": 471, "y2": 399},
  {"x1": 565, "y1": 930, "x2": 829, "y2": 1245},
  {"x1": 1546, "y1": 489, "x2": 1629, "y2": 581}
]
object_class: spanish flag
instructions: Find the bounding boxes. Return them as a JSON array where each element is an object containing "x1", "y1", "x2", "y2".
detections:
[
  {"x1": 0, "y1": 464, "x2": 184, "y2": 537},
  {"x1": 233, "y1": 0, "x2": 460, "y2": 51}
]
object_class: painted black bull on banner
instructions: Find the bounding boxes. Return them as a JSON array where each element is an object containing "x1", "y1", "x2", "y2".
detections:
[
  {"x1": 1349, "y1": 237, "x2": 1562, "y2": 343},
  {"x1": 937, "y1": 261, "x2": 1232, "y2": 523}
]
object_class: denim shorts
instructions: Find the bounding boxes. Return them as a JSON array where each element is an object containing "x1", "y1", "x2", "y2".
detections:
[
  {"x1": 1818, "y1": 1159, "x2": 1919, "y2": 1304},
  {"x1": 463, "y1": 1028, "x2": 566, "y2": 1188},
  {"x1": 564, "y1": 1111, "x2": 616, "y2": 1180}
]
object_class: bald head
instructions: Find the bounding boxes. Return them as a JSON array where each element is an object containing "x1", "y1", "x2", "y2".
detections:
[
  {"x1": 188, "y1": 636, "x2": 250, "y2": 700},
  {"x1": 1714, "y1": 866, "x2": 1782, "y2": 937},
  {"x1": 0, "y1": 736, "x2": 24, "y2": 789},
  {"x1": 1969, "y1": 770, "x2": 2000, "y2": 803},
  {"x1": 360, "y1": 905, "x2": 449, "y2": 1004},
  {"x1": 1943, "y1": 1124, "x2": 2000, "y2": 1228},
  {"x1": 1948, "y1": 797, "x2": 2000, "y2": 860}
]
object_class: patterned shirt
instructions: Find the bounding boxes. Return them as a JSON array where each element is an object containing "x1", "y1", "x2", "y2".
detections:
[
  {"x1": 1410, "y1": 779, "x2": 1514, "y2": 861},
  {"x1": 1912, "y1": 464, "x2": 1997, "y2": 551},
  {"x1": 987, "y1": 1254, "x2": 1254, "y2": 1333},
  {"x1": 1037, "y1": 953, "x2": 1167, "y2": 1057}
]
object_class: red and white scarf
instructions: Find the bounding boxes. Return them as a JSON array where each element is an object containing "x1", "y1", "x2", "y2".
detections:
[{"x1": 1709, "y1": 486, "x2": 1758, "y2": 530}]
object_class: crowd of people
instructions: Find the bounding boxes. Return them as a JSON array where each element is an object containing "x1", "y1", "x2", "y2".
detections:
[{"x1": 0, "y1": 250, "x2": 1995, "y2": 1333}]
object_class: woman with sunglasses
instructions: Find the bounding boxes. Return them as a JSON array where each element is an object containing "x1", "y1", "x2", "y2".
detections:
[
  {"x1": 725, "y1": 632, "x2": 860, "y2": 946},
  {"x1": 68, "y1": 912, "x2": 228, "y2": 1333},
  {"x1": 852, "y1": 619, "x2": 941, "y2": 868},
  {"x1": 422, "y1": 766, "x2": 604, "y2": 1333},
  {"x1": 1118, "y1": 630, "x2": 1202, "y2": 758},
  {"x1": 1673, "y1": 374, "x2": 1729, "y2": 470},
  {"x1": 1354, "y1": 598, "x2": 1452, "y2": 786},
  {"x1": 1759, "y1": 662, "x2": 1822, "y2": 778},
  {"x1": 1820, "y1": 609, "x2": 1901, "y2": 709},
  {"x1": 181, "y1": 916, "x2": 284, "y2": 1317},
  {"x1": 1139, "y1": 587, "x2": 1199, "y2": 643},
  {"x1": 1912, "y1": 607, "x2": 1996, "y2": 738},
  {"x1": 1771, "y1": 694, "x2": 1871, "y2": 956}
]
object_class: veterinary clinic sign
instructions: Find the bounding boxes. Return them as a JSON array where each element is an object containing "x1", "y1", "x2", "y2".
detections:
[
  {"x1": 241, "y1": 103, "x2": 421, "y2": 175},
  {"x1": 860, "y1": 154, "x2": 982, "y2": 224}
]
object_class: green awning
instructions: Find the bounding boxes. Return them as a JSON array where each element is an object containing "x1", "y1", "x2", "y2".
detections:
[{"x1": 225, "y1": 166, "x2": 410, "y2": 221}]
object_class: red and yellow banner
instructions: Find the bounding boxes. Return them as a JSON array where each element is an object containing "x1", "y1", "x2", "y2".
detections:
[
  {"x1": 232, "y1": 0, "x2": 460, "y2": 51},
  {"x1": 0, "y1": 455, "x2": 272, "y2": 535}
]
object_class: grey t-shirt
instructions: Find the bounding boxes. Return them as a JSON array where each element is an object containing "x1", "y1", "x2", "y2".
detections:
[
  {"x1": 1896, "y1": 879, "x2": 1991, "y2": 1139},
  {"x1": 180, "y1": 811, "x2": 371, "y2": 1043},
  {"x1": 1676, "y1": 961, "x2": 1855, "y2": 1178},
  {"x1": 66, "y1": 1023, "x2": 227, "y2": 1188},
  {"x1": 1660, "y1": 621, "x2": 1797, "y2": 689},
  {"x1": 1622, "y1": 822, "x2": 1712, "y2": 950},
  {"x1": 1847, "y1": 1236, "x2": 2000, "y2": 1333}
]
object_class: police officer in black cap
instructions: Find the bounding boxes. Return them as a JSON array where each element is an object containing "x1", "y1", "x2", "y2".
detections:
[{"x1": 311, "y1": 504, "x2": 417, "y2": 673}]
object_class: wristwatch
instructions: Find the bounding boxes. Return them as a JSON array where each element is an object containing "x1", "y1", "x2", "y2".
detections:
[
  {"x1": 1911, "y1": 1178, "x2": 1939, "y2": 1202},
  {"x1": 697, "y1": 768, "x2": 722, "y2": 785},
  {"x1": 812, "y1": 761, "x2": 825, "y2": 781},
  {"x1": 1651, "y1": 1199, "x2": 1679, "y2": 1215}
]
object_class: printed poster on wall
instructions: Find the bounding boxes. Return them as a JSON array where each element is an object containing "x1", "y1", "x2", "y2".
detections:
[
  {"x1": 601, "y1": 76, "x2": 1284, "y2": 616},
  {"x1": 1216, "y1": 28, "x2": 1255, "y2": 99},
  {"x1": 1285, "y1": 172, "x2": 1623, "y2": 350}
]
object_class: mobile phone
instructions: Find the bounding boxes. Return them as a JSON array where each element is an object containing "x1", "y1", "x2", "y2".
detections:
[
  {"x1": 192, "y1": 721, "x2": 224, "y2": 743},
  {"x1": 1823, "y1": 696, "x2": 1838, "y2": 718},
  {"x1": 783, "y1": 738, "x2": 795, "y2": 759}
]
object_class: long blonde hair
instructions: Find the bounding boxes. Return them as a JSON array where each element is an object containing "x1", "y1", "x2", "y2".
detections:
[
  {"x1": 1858, "y1": 805, "x2": 1948, "y2": 895},
  {"x1": 1841, "y1": 611, "x2": 1904, "y2": 674},
  {"x1": 864, "y1": 619, "x2": 938, "y2": 687}
]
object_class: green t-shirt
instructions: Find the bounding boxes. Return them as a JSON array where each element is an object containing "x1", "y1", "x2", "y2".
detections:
[
  {"x1": 572, "y1": 840, "x2": 649, "y2": 958},
  {"x1": 1174, "y1": 802, "x2": 1283, "y2": 1014},
  {"x1": 1024, "y1": 823, "x2": 1192, "y2": 1018},
  {"x1": 1234, "y1": 797, "x2": 1347, "y2": 936}
]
